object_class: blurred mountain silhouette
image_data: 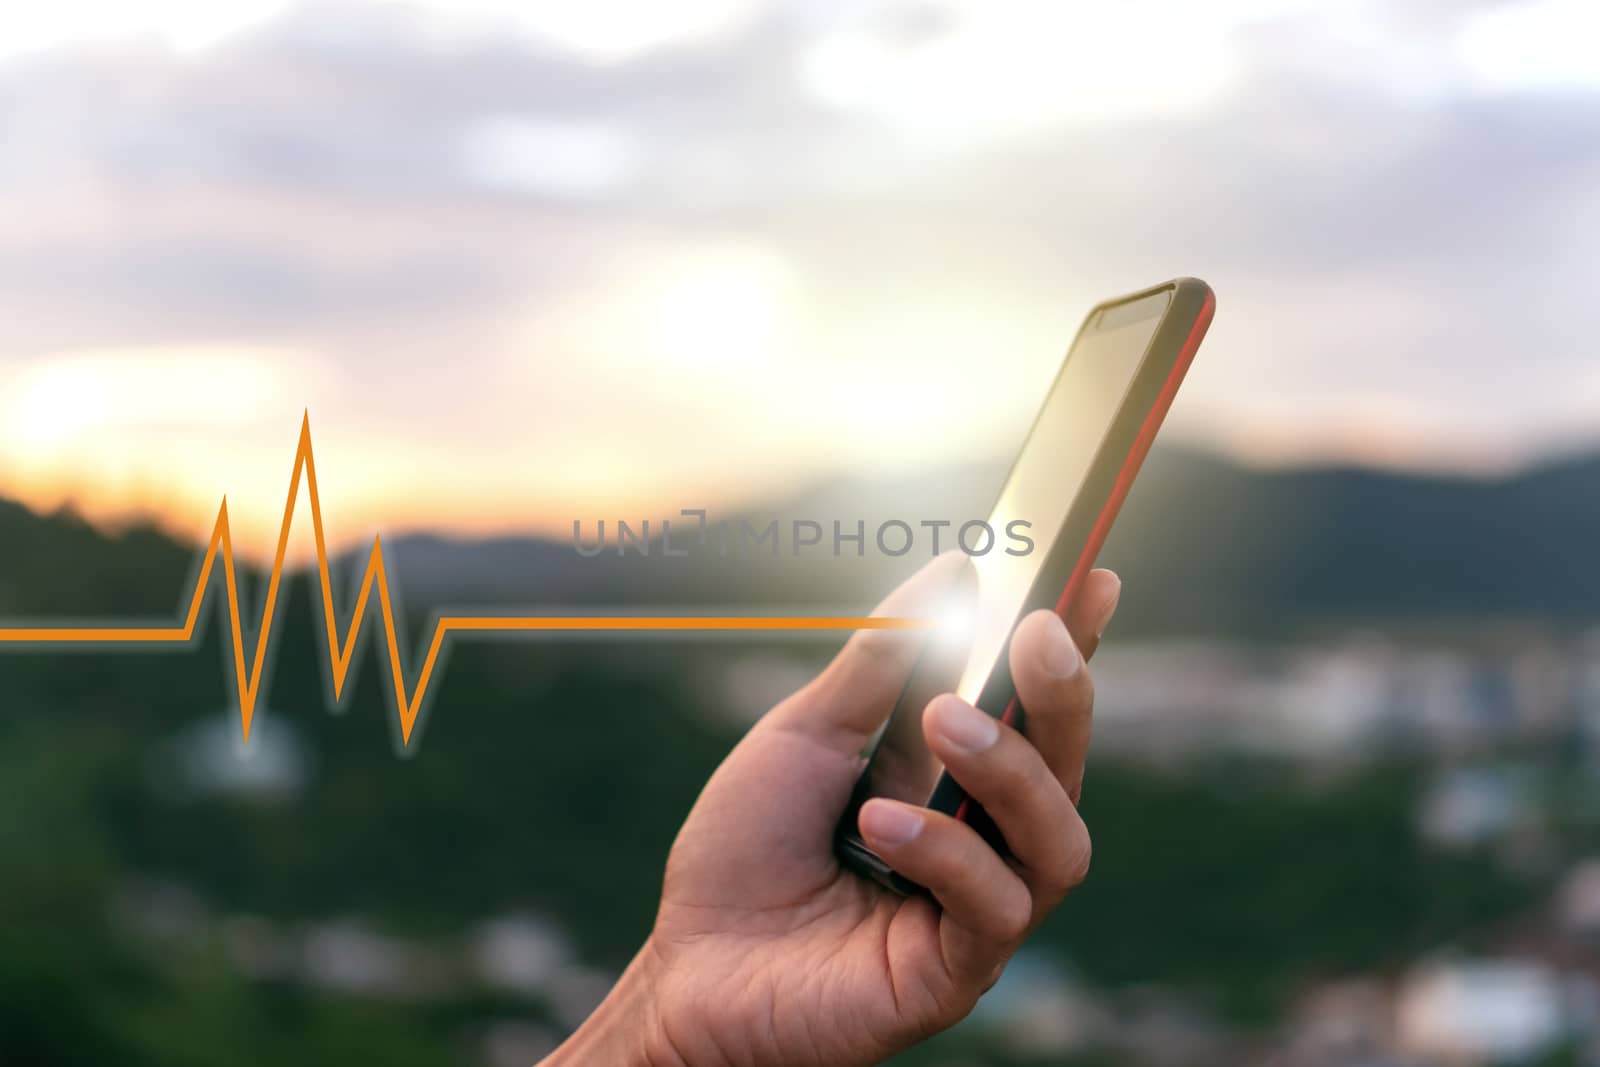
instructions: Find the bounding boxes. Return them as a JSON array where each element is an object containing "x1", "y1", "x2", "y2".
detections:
[
  {"x1": 2, "y1": 445, "x2": 1597, "y2": 635},
  {"x1": 378, "y1": 445, "x2": 1600, "y2": 636}
]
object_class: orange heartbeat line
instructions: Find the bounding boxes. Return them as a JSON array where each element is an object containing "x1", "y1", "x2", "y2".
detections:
[{"x1": 0, "y1": 413, "x2": 929, "y2": 746}]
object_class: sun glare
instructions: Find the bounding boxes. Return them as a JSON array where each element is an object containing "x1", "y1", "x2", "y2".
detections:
[
  {"x1": 648, "y1": 246, "x2": 798, "y2": 368},
  {"x1": 2, "y1": 346, "x2": 307, "y2": 455}
]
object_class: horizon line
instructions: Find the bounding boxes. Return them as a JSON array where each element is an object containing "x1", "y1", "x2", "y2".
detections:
[{"x1": 0, "y1": 413, "x2": 930, "y2": 748}]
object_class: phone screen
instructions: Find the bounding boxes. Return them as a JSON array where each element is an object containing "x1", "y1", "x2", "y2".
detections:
[{"x1": 855, "y1": 289, "x2": 1172, "y2": 808}]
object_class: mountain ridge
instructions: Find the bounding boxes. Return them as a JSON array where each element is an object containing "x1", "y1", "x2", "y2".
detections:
[{"x1": 1, "y1": 444, "x2": 1595, "y2": 636}]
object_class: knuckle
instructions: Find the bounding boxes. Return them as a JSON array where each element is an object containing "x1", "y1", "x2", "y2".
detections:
[
  {"x1": 985, "y1": 741, "x2": 1062, "y2": 828},
  {"x1": 1066, "y1": 664, "x2": 1095, "y2": 709},
  {"x1": 993, "y1": 883, "x2": 1034, "y2": 943},
  {"x1": 1060, "y1": 826, "x2": 1093, "y2": 888},
  {"x1": 1024, "y1": 743, "x2": 1062, "y2": 797}
]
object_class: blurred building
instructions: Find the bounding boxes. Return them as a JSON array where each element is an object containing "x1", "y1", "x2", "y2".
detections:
[{"x1": 1395, "y1": 959, "x2": 1569, "y2": 1064}]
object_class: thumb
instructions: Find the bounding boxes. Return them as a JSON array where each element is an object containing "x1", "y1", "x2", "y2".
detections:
[{"x1": 762, "y1": 551, "x2": 972, "y2": 754}]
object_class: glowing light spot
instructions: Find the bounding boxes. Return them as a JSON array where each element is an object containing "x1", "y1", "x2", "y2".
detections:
[{"x1": 933, "y1": 598, "x2": 977, "y2": 649}]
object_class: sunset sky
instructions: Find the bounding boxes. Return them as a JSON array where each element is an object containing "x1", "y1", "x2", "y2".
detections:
[{"x1": 1, "y1": 0, "x2": 1597, "y2": 552}]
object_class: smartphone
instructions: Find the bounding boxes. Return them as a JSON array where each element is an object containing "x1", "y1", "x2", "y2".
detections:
[{"x1": 835, "y1": 277, "x2": 1215, "y2": 894}]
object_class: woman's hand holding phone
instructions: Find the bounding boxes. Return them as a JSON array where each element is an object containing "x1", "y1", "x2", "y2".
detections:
[{"x1": 540, "y1": 554, "x2": 1121, "y2": 1067}]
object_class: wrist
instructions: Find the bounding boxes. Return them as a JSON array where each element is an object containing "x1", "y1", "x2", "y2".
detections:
[{"x1": 541, "y1": 939, "x2": 687, "y2": 1067}]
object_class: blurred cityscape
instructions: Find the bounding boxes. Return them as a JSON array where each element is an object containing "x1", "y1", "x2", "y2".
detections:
[{"x1": 48, "y1": 625, "x2": 1600, "y2": 1067}]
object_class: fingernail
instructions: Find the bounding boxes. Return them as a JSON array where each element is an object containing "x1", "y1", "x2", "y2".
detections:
[
  {"x1": 861, "y1": 801, "x2": 923, "y2": 846},
  {"x1": 1043, "y1": 613, "x2": 1083, "y2": 679},
  {"x1": 1095, "y1": 577, "x2": 1123, "y2": 638},
  {"x1": 932, "y1": 696, "x2": 1000, "y2": 753}
]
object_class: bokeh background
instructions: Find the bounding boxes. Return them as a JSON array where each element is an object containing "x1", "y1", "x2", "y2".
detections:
[{"x1": 3, "y1": 1, "x2": 1600, "y2": 1064}]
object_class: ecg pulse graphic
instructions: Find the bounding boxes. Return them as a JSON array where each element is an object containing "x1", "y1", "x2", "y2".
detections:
[{"x1": 0, "y1": 414, "x2": 928, "y2": 746}]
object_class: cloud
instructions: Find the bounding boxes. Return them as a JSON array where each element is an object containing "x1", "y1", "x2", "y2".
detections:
[
  {"x1": 0, "y1": 0, "x2": 1596, "y2": 539},
  {"x1": 1456, "y1": 0, "x2": 1600, "y2": 94},
  {"x1": 456, "y1": 114, "x2": 645, "y2": 198}
]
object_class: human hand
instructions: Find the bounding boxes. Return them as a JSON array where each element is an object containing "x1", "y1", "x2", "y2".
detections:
[{"x1": 543, "y1": 554, "x2": 1121, "y2": 1066}]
